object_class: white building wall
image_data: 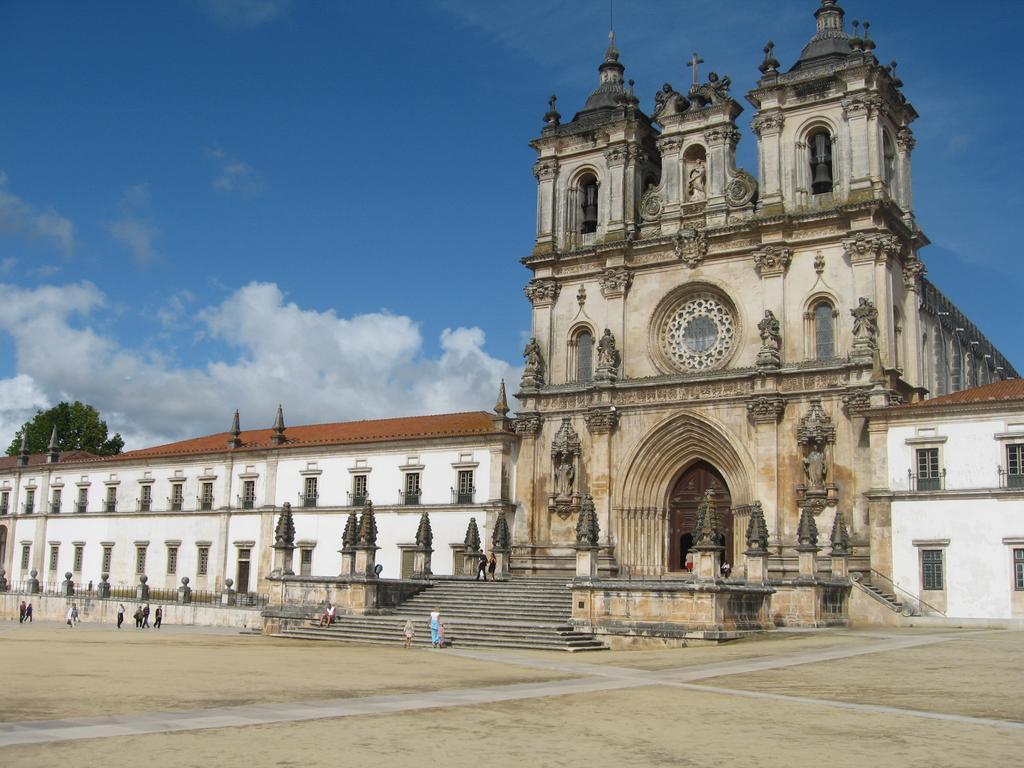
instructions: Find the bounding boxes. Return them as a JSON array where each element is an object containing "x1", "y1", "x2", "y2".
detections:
[{"x1": 892, "y1": 497, "x2": 1024, "y2": 619}]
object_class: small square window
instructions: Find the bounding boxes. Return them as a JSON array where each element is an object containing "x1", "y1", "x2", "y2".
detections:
[{"x1": 197, "y1": 546, "x2": 210, "y2": 576}]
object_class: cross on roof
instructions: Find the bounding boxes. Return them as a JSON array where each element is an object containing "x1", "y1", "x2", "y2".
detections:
[{"x1": 687, "y1": 52, "x2": 704, "y2": 86}]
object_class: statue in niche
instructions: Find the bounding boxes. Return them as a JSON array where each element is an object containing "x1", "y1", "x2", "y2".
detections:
[
  {"x1": 851, "y1": 298, "x2": 879, "y2": 349},
  {"x1": 687, "y1": 159, "x2": 706, "y2": 201},
  {"x1": 521, "y1": 337, "x2": 546, "y2": 388},
  {"x1": 802, "y1": 440, "x2": 827, "y2": 491},
  {"x1": 653, "y1": 82, "x2": 689, "y2": 118},
  {"x1": 555, "y1": 456, "x2": 576, "y2": 498}
]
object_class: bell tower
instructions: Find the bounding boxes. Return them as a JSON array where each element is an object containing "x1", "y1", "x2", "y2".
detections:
[
  {"x1": 747, "y1": 0, "x2": 918, "y2": 226},
  {"x1": 529, "y1": 33, "x2": 661, "y2": 257}
]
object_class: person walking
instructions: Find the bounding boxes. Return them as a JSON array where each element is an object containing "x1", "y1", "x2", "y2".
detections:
[
  {"x1": 429, "y1": 608, "x2": 441, "y2": 648},
  {"x1": 133, "y1": 606, "x2": 142, "y2": 628},
  {"x1": 142, "y1": 604, "x2": 150, "y2": 629},
  {"x1": 476, "y1": 549, "x2": 487, "y2": 581},
  {"x1": 438, "y1": 621, "x2": 446, "y2": 648},
  {"x1": 487, "y1": 552, "x2": 497, "y2": 582},
  {"x1": 154, "y1": 606, "x2": 163, "y2": 629},
  {"x1": 25, "y1": 603, "x2": 33, "y2": 622},
  {"x1": 117, "y1": 604, "x2": 125, "y2": 629},
  {"x1": 71, "y1": 603, "x2": 80, "y2": 625},
  {"x1": 403, "y1": 619, "x2": 415, "y2": 649},
  {"x1": 66, "y1": 605, "x2": 75, "y2": 628},
  {"x1": 18, "y1": 600, "x2": 26, "y2": 624}
]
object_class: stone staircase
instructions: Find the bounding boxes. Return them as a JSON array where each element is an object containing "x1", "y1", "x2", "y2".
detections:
[
  {"x1": 854, "y1": 575, "x2": 907, "y2": 614},
  {"x1": 275, "y1": 577, "x2": 607, "y2": 651}
]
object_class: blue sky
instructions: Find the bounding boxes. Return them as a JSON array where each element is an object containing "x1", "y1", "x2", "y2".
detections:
[{"x1": 0, "y1": 0, "x2": 1020, "y2": 447}]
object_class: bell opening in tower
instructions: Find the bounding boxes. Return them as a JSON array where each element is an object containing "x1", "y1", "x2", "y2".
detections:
[
  {"x1": 580, "y1": 176, "x2": 599, "y2": 234},
  {"x1": 810, "y1": 130, "x2": 834, "y2": 195}
]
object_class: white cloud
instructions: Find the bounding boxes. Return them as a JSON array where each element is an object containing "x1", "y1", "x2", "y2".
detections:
[
  {"x1": 207, "y1": 148, "x2": 266, "y2": 197},
  {"x1": 0, "y1": 281, "x2": 519, "y2": 449},
  {"x1": 0, "y1": 171, "x2": 75, "y2": 254},
  {"x1": 195, "y1": 0, "x2": 291, "y2": 28},
  {"x1": 0, "y1": 373, "x2": 51, "y2": 452}
]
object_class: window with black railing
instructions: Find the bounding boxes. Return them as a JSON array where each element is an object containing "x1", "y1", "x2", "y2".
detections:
[
  {"x1": 301, "y1": 477, "x2": 319, "y2": 508},
  {"x1": 350, "y1": 474, "x2": 368, "y2": 507},
  {"x1": 139, "y1": 485, "x2": 152, "y2": 512},
  {"x1": 24, "y1": 489, "x2": 35, "y2": 515},
  {"x1": 105, "y1": 487, "x2": 117, "y2": 513},
  {"x1": 241, "y1": 480, "x2": 256, "y2": 509},
  {"x1": 0, "y1": 491, "x2": 8, "y2": 515},
  {"x1": 1002, "y1": 444, "x2": 1024, "y2": 489},
  {"x1": 910, "y1": 448, "x2": 944, "y2": 491},
  {"x1": 401, "y1": 472, "x2": 421, "y2": 505},
  {"x1": 77, "y1": 488, "x2": 88, "y2": 513},
  {"x1": 51, "y1": 489, "x2": 62, "y2": 514},
  {"x1": 170, "y1": 484, "x2": 184, "y2": 511},
  {"x1": 453, "y1": 470, "x2": 475, "y2": 504},
  {"x1": 200, "y1": 482, "x2": 214, "y2": 511}
]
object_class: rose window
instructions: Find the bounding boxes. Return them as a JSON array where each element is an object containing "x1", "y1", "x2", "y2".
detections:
[{"x1": 661, "y1": 294, "x2": 736, "y2": 370}]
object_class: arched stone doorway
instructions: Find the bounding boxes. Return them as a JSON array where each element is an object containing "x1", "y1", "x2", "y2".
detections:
[{"x1": 668, "y1": 461, "x2": 732, "y2": 572}]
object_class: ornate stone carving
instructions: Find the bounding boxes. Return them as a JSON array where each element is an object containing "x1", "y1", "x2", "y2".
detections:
[
  {"x1": 575, "y1": 495, "x2": 600, "y2": 547},
  {"x1": 830, "y1": 510, "x2": 850, "y2": 556},
  {"x1": 520, "y1": 338, "x2": 546, "y2": 388},
  {"x1": 725, "y1": 169, "x2": 758, "y2": 207},
  {"x1": 745, "y1": 501, "x2": 770, "y2": 553},
  {"x1": 274, "y1": 503, "x2": 295, "y2": 547},
  {"x1": 814, "y1": 250, "x2": 826, "y2": 275},
  {"x1": 756, "y1": 310, "x2": 782, "y2": 368},
  {"x1": 902, "y1": 258, "x2": 926, "y2": 291},
  {"x1": 693, "y1": 489, "x2": 723, "y2": 549},
  {"x1": 798, "y1": 398, "x2": 835, "y2": 498},
  {"x1": 690, "y1": 72, "x2": 731, "y2": 107},
  {"x1": 599, "y1": 267, "x2": 632, "y2": 298},
  {"x1": 653, "y1": 82, "x2": 689, "y2": 118},
  {"x1": 551, "y1": 417, "x2": 581, "y2": 499},
  {"x1": 672, "y1": 229, "x2": 708, "y2": 268},
  {"x1": 704, "y1": 126, "x2": 742, "y2": 146},
  {"x1": 415, "y1": 510, "x2": 433, "y2": 550},
  {"x1": 356, "y1": 501, "x2": 378, "y2": 547},
  {"x1": 896, "y1": 127, "x2": 916, "y2": 153},
  {"x1": 639, "y1": 184, "x2": 663, "y2": 221},
  {"x1": 841, "y1": 95, "x2": 884, "y2": 119},
  {"x1": 752, "y1": 246, "x2": 792, "y2": 275},
  {"x1": 341, "y1": 510, "x2": 359, "y2": 551},
  {"x1": 594, "y1": 329, "x2": 620, "y2": 383},
  {"x1": 584, "y1": 407, "x2": 619, "y2": 434},
  {"x1": 746, "y1": 394, "x2": 786, "y2": 423},
  {"x1": 657, "y1": 136, "x2": 684, "y2": 154},
  {"x1": 751, "y1": 112, "x2": 784, "y2": 136},
  {"x1": 576, "y1": 284, "x2": 587, "y2": 308},
  {"x1": 842, "y1": 232, "x2": 902, "y2": 264},
  {"x1": 492, "y1": 512, "x2": 511, "y2": 552},
  {"x1": 512, "y1": 414, "x2": 542, "y2": 437},
  {"x1": 524, "y1": 278, "x2": 560, "y2": 305},
  {"x1": 463, "y1": 517, "x2": 481, "y2": 552},
  {"x1": 850, "y1": 297, "x2": 880, "y2": 360},
  {"x1": 604, "y1": 145, "x2": 627, "y2": 165},
  {"x1": 841, "y1": 388, "x2": 872, "y2": 417},
  {"x1": 532, "y1": 158, "x2": 559, "y2": 181},
  {"x1": 660, "y1": 293, "x2": 736, "y2": 371},
  {"x1": 796, "y1": 507, "x2": 819, "y2": 548}
]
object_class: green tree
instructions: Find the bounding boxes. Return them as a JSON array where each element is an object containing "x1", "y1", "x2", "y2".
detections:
[{"x1": 6, "y1": 401, "x2": 125, "y2": 457}]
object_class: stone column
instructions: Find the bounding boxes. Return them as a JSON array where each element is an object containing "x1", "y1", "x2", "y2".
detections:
[
  {"x1": 901, "y1": 258, "x2": 926, "y2": 387},
  {"x1": 413, "y1": 510, "x2": 433, "y2": 579},
  {"x1": 339, "y1": 510, "x2": 358, "y2": 576},
  {"x1": 136, "y1": 574, "x2": 150, "y2": 601},
  {"x1": 177, "y1": 576, "x2": 193, "y2": 604},
  {"x1": 604, "y1": 144, "x2": 627, "y2": 239},
  {"x1": 692, "y1": 490, "x2": 724, "y2": 582},
  {"x1": 491, "y1": 511, "x2": 511, "y2": 580},
  {"x1": 842, "y1": 98, "x2": 872, "y2": 193},
  {"x1": 584, "y1": 407, "x2": 618, "y2": 550},
  {"x1": 830, "y1": 510, "x2": 850, "y2": 580},
  {"x1": 221, "y1": 577, "x2": 237, "y2": 606},
  {"x1": 512, "y1": 415, "x2": 542, "y2": 550},
  {"x1": 656, "y1": 136, "x2": 683, "y2": 218},
  {"x1": 743, "y1": 501, "x2": 771, "y2": 585},
  {"x1": 895, "y1": 128, "x2": 916, "y2": 226},
  {"x1": 746, "y1": 394, "x2": 786, "y2": 548},
  {"x1": 61, "y1": 571, "x2": 74, "y2": 597},
  {"x1": 352, "y1": 503, "x2": 379, "y2": 578},
  {"x1": 575, "y1": 495, "x2": 600, "y2": 580},
  {"x1": 532, "y1": 158, "x2": 559, "y2": 254},
  {"x1": 752, "y1": 112, "x2": 785, "y2": 210},
  {"x1": 271, "y1": 503, "x2": 296, "y2": 576},
  {"x1": 703, "y1": 126, "x2": 741, "y2": 207}
]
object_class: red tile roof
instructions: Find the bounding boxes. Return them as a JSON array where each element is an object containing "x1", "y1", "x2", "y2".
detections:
[
  {"x1": 77, "y1": 411, "x2": 502, "y2": 464},
  {"x1": 891, "y1": 379, "x2": 1024, "y2": 410},
  {"x1": 0, "y1": 451, "x2": 99, "y2": 470}
]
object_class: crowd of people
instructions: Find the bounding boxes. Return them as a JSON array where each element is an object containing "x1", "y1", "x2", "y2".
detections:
[{"x1": 14, "y1": 600, "x2": 167, "y2": 628}]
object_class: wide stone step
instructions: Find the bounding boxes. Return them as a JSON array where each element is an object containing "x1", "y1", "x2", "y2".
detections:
[{"x1": 277, "y1": 627, "x2": 606, "y2": 651}]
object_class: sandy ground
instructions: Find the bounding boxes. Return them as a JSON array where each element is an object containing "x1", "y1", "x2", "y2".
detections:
[
  {"x1": 2, "y1": 623, "x2": 1022, "y2": 767},
  {"x1": 0, "y1": 621, "x2": 571, "y2": 721}
]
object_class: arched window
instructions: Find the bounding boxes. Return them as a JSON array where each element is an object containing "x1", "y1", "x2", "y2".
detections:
[
  {"x1": 809, "y1": 130, "x2": 834, "y2": 195},
  {"x1": 576, "y1": 330, "x2": 594, "y2": 383},
  {"x1": 882, "y1": 131, "x2": 896, "y2": 186},
  {"x1": 814, "y1": 302, "x2": 835, "y2": 359},
  {"x1": 579, "y1": 175, "x2": 599, "y2": 234}
]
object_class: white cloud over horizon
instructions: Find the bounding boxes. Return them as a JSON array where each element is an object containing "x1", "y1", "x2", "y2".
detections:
[{"x1": 0, "y1": 281, "x2": 519, "y2": 451}]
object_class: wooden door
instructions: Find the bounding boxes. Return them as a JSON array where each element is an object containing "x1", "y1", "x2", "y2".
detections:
[{"x1": 668, "y1": 461, "x2": 732, "y2": 571}]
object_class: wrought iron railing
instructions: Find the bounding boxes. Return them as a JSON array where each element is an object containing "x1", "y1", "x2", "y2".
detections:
[
  {"x1": 998, "y1": 466, "x2": 1024, "y2": 489},
  {"x1": 399, "y1": 490, "x2": 421, "y2": 506},
  {"x1": 347, "y1": 492, "x2": 368, "y2": 507},
  {"x1": 451, "y1": 487, "x2": 475, "y2": 505},
  {"x1": 299, "y1": 492, "x2": 318, "y2": 509},
  {"x1": 907, "y1": 468, "x2": 945, "y2": 492},
  {"x1": 237, "y1": 494, "x2": 256, "y2": 510},
  {"x1": 853, "y1": 570, "x2": 946, "y2": 616}
]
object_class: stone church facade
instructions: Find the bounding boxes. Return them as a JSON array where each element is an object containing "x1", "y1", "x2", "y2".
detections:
[{"x1": 511, "y1": 0, "x2": 1016, "y2": 579}]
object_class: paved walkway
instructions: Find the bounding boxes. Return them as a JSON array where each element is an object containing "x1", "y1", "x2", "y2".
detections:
[{"x1": 0, "y1": 630, "x2": 1019, "y2": 748}]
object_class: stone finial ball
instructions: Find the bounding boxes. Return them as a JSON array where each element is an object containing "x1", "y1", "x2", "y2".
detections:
[
  {"x1": 100, "y1": 573, "x2": 109, "y2": 581},
  {"x1": 65, "y1": 571, "x2": 73, "y2": 580},
  {"x1": 224, "y1": 578, "x2": 234, "y2": 588},
  {"x1": 140, "y1": 575, "x2": 148, "y2": 584},
  {"x1": 181, "y1": 576, "x2": 190, "y2": 586},
  {"x1": 30, "y1": 569, "x2": 37, "y2": 578}
]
